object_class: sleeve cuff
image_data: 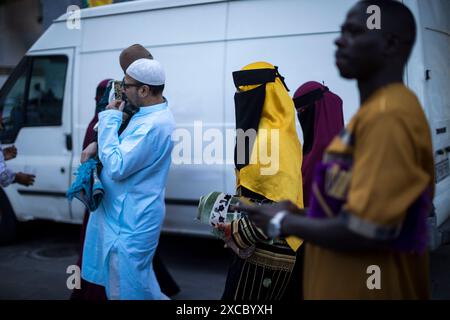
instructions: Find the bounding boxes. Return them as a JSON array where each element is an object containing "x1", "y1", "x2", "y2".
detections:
[
  {"x1": 98, "y1": 110, "x2": 123, "y2": 133},
  {"x1": 99, "y1": 109, "x2": 123, "y2": 121},
  {"x1": 340, "y1": 210, "x2": 402, "y2": 240}
]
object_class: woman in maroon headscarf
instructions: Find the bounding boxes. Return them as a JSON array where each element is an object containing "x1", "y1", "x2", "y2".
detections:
[
  {"x1": 283, "y1": 81, "x2": 344, "y2": 300},
  {"x1": 294, "y1": 81, "x2": 344, "y2": 206},
  {"x1": 81, "y1": 79, "x2": 112, "y2": 150},
  {"x1": 70, "y1": 78, "x2": 111, "y2": 300}
]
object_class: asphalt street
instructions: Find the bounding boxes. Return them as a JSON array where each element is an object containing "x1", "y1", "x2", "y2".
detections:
[
  {"x1": 0, "y1": 220, "x2": 449, "y2": 300},
  {"x1": 0, "y1": 220, "x2": 230, "y2": 300}
]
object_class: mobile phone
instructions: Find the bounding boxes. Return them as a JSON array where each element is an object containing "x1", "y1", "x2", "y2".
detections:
[{"x1": 112, "y1": 80, "x2": 123, "y2": 101}]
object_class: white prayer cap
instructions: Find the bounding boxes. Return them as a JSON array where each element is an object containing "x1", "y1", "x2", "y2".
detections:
[{"x1": 126, "y1": 58, "x2": 165, "y2": 86}]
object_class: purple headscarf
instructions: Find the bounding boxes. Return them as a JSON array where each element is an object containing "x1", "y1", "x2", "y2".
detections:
[
  {"x1": 82, "y1": 79, "x2": 111, "y2": 149},
  {"x1": 293, "y1": 81, "x2": 344, "y2": 206}
]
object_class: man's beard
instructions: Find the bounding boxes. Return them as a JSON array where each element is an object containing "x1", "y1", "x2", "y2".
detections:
[{"x1": 123, "y1": 101, "x2": 139, "y2": 115}]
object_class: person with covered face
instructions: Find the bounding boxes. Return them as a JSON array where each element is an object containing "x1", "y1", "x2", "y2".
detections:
[
  {"x1": 281, "y1": 81, "x2": 344, "y2": 300},
  {"x1": 238, "y1": 0, "x2": 434, "y2": 299},
  {"x1": 81, "y1": 58, "x2": 175, "y2": 300},
  {"x1": 293, "y1": 81, "x2": 344, "y2": 206},
  {"x1": 220, "y1": 61, "x2": 304, "y2": 301}
]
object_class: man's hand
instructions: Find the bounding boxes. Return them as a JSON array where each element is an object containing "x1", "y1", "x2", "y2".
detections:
[
  {"x1": 14, "y1": 172, "x2": 35, "y2": 186},
  {"x1": 3, "y1": 145, "x2": 17, "y2": 160},
  {"x1": 234, "y1": 200, "x2": 299, "y2": 234},
  {"x1": 105, "y1": 100, "x2": 125, "y2": 111},
  {"x1": 81, "y1": 141, "x2": 98, "y2": 163},
  {"x1": 106, "y1": 100, "x2": 130, "y2": 122}
]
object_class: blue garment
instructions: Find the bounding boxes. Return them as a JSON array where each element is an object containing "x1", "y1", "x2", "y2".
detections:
[
  {"x1": 66, "y1": 158, "x2": 104, "y2": 212},
  {"x1": 81, "y1": 101, "x2": 175, "y2": 300}
]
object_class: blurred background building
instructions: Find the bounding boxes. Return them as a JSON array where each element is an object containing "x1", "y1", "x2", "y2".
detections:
[{"x1": 0, "y1": 0, "x2": 129, "y2": 87}]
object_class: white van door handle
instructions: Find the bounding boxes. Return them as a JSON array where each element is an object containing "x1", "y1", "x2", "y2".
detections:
[{"x1": 65, "y1": 134, "x2": 72, "y2": 151}]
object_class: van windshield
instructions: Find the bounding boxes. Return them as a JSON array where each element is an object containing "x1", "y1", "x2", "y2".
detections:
[{"x1": 0, "y1": 55, "x2": 68, "y2": 143}]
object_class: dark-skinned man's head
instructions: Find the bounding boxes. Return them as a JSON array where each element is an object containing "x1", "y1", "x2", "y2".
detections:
[
  {"x1": 119, "y1": 44, "x2": 153, "y2": 72},
  {"x1": 334, "y1": 0, "x2": 416, "y2": 80}
]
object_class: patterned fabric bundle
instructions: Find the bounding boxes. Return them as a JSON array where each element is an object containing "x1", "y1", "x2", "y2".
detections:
[
  {"x1": 197, "y1": 191, "x2": 298, "y2": 300},
  {"x1": 66, "y1": 158, "x2": 104, "y2": 212},
  {"x1": 197, "y1": 191, "x2": 267, "y2": 245}
]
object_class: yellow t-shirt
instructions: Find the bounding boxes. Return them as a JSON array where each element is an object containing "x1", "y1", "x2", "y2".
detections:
[{"x1": 303, "y1": 83, "x2": 434, "y2": 299}]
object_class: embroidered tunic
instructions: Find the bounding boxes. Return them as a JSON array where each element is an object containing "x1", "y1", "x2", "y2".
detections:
[{"x1": 304, "y1": 83, "x2": 434, "y2": 299}]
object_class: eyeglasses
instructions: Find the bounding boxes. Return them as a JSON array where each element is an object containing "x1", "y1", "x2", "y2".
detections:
[
  {"x1": 121, "y1": 82, "x2": 142, "y2": 89},
  {"x1": 121, "y1": 78, "x2": 143, "y2": 89}
]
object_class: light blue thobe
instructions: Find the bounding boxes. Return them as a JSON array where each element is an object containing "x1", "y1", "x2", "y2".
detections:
[{"x1": 81, "y1": 100, "x2": 175, "y2": 300}]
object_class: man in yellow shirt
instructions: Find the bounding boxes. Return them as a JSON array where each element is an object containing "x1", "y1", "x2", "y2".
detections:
[{"x1": 238, "y1": 0, "x2": 434, "y2": 299}]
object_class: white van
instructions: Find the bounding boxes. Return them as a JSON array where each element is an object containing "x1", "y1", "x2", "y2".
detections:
[{"x1": 0, "y1": 0, "x2": 449, "y2": 246}]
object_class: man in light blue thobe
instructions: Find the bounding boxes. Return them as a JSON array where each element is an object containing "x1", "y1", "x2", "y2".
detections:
[{"x1": 82, "y1": 59, "x2": 175, "y2": 299}]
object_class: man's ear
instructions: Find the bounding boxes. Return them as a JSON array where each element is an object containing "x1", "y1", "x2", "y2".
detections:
[
  {"x1": 139, "y1": 85, "x2": 149, "y2": 98},
  {"x1": 384, "y1": 33, "x2": 400, "y2": 56}
]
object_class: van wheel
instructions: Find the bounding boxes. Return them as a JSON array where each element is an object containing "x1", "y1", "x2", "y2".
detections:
[{"x1": 0, "y1": 191, "x2": 17, "y2": 245}]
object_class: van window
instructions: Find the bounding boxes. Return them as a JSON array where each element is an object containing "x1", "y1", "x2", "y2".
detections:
[
  {"x1": 0, "y1": 55, "x2": 67, "y2": 143},
  {"x1": 0, "y1": 71, "x2": 27, "y2": 137},
  {"x1": 26, "y1": 56, "x2": 67, "y2": 126}
]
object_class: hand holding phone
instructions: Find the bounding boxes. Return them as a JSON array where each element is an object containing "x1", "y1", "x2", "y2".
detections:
[{"x1": 105, "y1": 100, "x2": 125, "y2": 111}]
